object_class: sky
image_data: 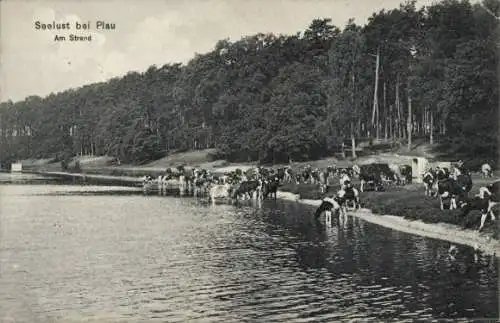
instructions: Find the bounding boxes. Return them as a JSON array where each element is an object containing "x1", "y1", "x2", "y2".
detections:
[{"x1": 0, "y1": 0, "x2": 439, "y2": 103}]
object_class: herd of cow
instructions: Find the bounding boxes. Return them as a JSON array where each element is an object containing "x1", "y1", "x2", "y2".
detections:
[
  {"x1": 141, "y1": 162, "x2": 498, "y2": 232},
  {"x1": 420, "y1": 163, "x2": 498, "y2": 231}
]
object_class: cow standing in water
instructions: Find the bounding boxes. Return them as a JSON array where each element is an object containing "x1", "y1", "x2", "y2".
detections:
[
  {"x1": 263, "y1": 177, "x2": 279, "y2": 200},
  {"x1": 314, "y1": 196, "x2": 344, "y2": 226},
  {"x1": 337, "y1": 183, "x2": 360, "y2": 212}
]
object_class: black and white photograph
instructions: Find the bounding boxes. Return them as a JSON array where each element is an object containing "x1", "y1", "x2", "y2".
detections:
[{"x1": 0, "y1": 0, "x2": 499, "y2": 321}]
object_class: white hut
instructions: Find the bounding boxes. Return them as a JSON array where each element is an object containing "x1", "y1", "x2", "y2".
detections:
[
  {"x1": 11, "y1": 162, "x2": 22, "y2": 172},
  {"x1": 411, "y1": 157, "x2": 429, "y2": 183}
]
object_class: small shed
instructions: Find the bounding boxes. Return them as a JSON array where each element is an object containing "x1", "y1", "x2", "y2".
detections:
[
  {"x1": 411, "y1": 157, "x2": 429, "y2": 183},
  {"x1": 11, "y1": 162, "x2": 22, "y2": 172}
]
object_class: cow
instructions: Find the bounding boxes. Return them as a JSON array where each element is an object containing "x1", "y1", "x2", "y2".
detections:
[
  {"x1": 422, "y1": 170, "x2": 437, "y2": 196},
  {"x1": 435, "y1": 166, "x2": 450, "y2": 180},
  {"x1": 317, "y1": 170, "x2": 328, "y2": 193},
  {"x1": 232, "y1": 180, "x2": 263, "y2": 200},
  {"x1": 437, "y1": 174, "x2": 473, "y2": 210},
  {"x1": 336, "y1": 186, "x2": 360, "y2": 213},
  {"x1": 459, "y1": 196, "x2": 493, "y2": 231},
  {"x1": 352, "y1": 164, "x2": 361, "y2": 178},
  {"x1": 339, "y1": 173, "x2": 351, "y2": 190},
  {"x1": 451, "y1": 161, "x2": 466, "y2": 180},
  {"x1": 142, "y1": 175, "x2": 155, "y2": 193},
  {"x1": 474, "y1": 181, "x2": 500, "y2": 230},
  {"x1": 208, "y1": 183, "x2": 232, "y2": 204},
  {"x1": 399, "y1": 165, "x2": 412, "y2": 185},
  {"x1": 359, "y1": 165, "x2": 383, "y2": 192},
  {"x1": 263, "y1": 178, "x2": 279, "y2": 200},
  {"x1": 284, "y1": 167, "x2": 293, "y2": 183},
  {"x1": 314, "y1": 196, "x2": 345, "y2": 225},
  {"x1": 193, "y1": 173, "x2": 211, "y2": 197},
  {"x1": 311, "y1": 168, "x2": 321, "y2": 185},
  {"x1": 326, "y1": 165, "x2": 337, "y2": 178},
  {"x1": 389, "y1": 164, "x2": 412, "y2": 185},
  {"x1": 481, "y1": 163, "x2": 493, "y2": 178},
  {"x1": 276, "y1": 168, "x2": 286, "y2": 182},
  {"x1": 301, "y1": 166, "x2": 313, "y2": 184}
]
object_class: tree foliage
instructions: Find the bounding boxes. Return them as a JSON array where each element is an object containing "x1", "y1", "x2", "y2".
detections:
[{"x1": 0, "y1": 0, "x2": 498, "y2": 166}]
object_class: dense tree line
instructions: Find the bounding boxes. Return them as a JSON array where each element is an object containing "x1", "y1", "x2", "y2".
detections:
[{"x1": 0, "y1": 0, "x2": 498, "y2": 167}]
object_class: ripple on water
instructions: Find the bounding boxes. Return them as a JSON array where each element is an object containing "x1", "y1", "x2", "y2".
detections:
[{"x1": 0, "y1": 186, "x2": 498, "y2": 321}]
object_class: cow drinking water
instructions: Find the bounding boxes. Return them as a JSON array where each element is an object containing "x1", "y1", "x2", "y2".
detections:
[{"x1": 314, "y1": 196, "x2": 344, "y2": 226}]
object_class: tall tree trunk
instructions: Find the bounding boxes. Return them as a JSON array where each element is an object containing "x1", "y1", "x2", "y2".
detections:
[
  {"x1": 389, "y1": 104, "x2": 394, "y2": 140},
  {"x1": 396, "y1": 74, "x2": 402, "y2": 139},
  {"x1": 371, "y1": 48, "x2": 380, "y2": 139},
  {"x1": 383, "y1": 81, "x2": 388, "y2": 141},
  {"x1": 351, "y1": 122, "x2": 357, "y2": 159},
  {"x1": 430, "y1": 110, "x2": 434, "y2": 144},
  {"x1": 407, "y1": 97, "x2": 412, "y2": 150}
]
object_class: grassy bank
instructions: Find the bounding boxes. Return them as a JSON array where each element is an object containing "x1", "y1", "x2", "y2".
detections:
[{"x1": 279, "y1": 179, "x2": 498, "y2": 240}]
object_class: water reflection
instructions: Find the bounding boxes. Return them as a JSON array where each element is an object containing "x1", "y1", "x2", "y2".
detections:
[{"x1": 0, "y1": 184, "x2": 497, "y2": 322}]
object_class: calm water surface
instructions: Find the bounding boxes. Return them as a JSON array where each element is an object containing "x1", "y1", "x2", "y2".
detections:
[{"x1": 0, "y1": 175, "x2": 498, "y2": 322}]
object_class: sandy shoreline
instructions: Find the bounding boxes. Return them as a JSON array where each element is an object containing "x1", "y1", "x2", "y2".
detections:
[{"x1": 276, "y1": 191, "x2": 500, "y2": 256}]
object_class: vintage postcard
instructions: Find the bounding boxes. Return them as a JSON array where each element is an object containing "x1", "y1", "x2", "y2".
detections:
[{"x1": 0, "y1": 0, "x2": 498, "y2": 322}]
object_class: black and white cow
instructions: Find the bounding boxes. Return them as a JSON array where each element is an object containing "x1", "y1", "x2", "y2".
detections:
[
  {"x1": 435, "y1": 167, "x2": 450, "y2": 180},
  {"x1": 336, "y1": 186, "x2": 360, "y2": 213},
  {"x1": 314, "y1": 196, "x2": 344, "y2": 225},
  {"x1": 284, "y1": 167, "x2": 293, "y2": 183},
  {"x1": 473, "y1": 181, "x2": 500, "y2": 230},
  {"x1": 232, "y1": 180, "x2": 263, "y2": 200},
  {"x1": 422, "y1": 169, "x2": 436, "y2": 196},
  {"x1": 276, "y1": 168, "x2": 286, "y2": 182},
  {"x1": 459, "y1": 196, "x2": 493, "y2": 231},
  {"x1": 481, "y1": 163, "x2": 493, "y2": 178},
  {"x1": 263, "y1": 177, "x2": 279, "y2": 200},
  {"x1": 352, "y1": 164, "x2": 361, "y2": 178},
  {"x1": 437, "y1": 174, "x2": 473, "y2": 210}
]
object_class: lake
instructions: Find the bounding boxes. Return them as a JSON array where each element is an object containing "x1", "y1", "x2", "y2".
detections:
[{"x1": 0, "y1": 174, "x2": 498, "y2": 322}]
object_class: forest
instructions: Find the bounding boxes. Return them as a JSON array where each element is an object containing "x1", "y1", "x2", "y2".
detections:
[{"x1": 0, "y1": 0, "x2": 498, "y2": 168}]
